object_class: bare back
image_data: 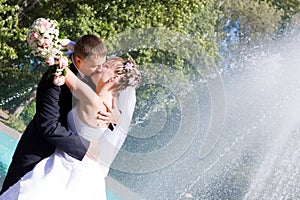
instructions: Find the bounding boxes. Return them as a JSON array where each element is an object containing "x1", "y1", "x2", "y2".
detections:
[
  {"x1": 65, "y1": 67, "x2": 114, "y2": 128},
  {"x1": 76, "y1": 94, "x2": 113, "y2": 128}
]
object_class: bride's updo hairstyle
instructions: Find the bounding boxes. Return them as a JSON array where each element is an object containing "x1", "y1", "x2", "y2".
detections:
[{"x1": 106, "y1": 57, "x2": 141, "y2": 93}]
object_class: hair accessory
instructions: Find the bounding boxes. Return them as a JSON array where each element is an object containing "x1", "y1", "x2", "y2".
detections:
[{"x1": 124, "y1": 61, "x2": 133, "y2": 71}]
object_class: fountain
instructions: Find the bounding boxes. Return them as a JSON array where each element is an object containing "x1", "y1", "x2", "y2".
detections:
[{"x1": 105, "y1": 28, "x2": 300, "y2": 199}]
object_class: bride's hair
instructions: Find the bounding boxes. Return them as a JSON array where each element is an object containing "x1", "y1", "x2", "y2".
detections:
[{"x1": 105, "y1": 57, "x2": 141, "y2": 93}]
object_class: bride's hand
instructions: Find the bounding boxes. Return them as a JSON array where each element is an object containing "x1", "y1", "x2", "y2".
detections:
[{"x1": 58, "y1": 38, "x2": 75, "y2": 51}]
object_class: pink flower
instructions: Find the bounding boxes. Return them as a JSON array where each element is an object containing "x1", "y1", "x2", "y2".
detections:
[
  {"x1": 32, "y1": 32, "x2": 40, "y2": 40},
  {"x1": 45, "y1": 56, "x2": 56, "y2": 66},
  {"x1": 39, "y1": 20, "x2": 51, "y2": 29},
  {"x1": 53, "y1": 75, "x2": 65, "y2": 86},
  {"x1": 59, "y1": 56, "x2": 69, "y2": 68},
  {"x1": 43, "y1": 39, "x2": 52, "y2": 48}
]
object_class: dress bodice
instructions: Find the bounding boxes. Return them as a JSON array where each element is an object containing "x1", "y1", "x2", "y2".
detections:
[{"x1": 67, "y1": 108, "x2": 105, "y2": 141}]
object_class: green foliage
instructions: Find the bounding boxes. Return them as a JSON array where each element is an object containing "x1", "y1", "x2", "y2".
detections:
[
  {"x1": 2, "y1": 99, "x2": 35, "y2": 133},
  {"x1": 1, "y1": 0, "x2": 223, "y2": 118},
  {"x1": 19, "y1": 100, "x2": 36, "y2": 126},
  {"x1": 1, "y1": 0, "x2": 300, "y2": 123},
  {"x1": 4, "y1": 114, "x2": 27, "y2": 133},
  {"x1": 0, "y1": 1, "x2": 43, "y2": 112},
  {"x1": 265, "y1": 0, "x2": 300, "y2": 21},
  {"x1": 0, "y1": 66, "x2": 40, "y2": 112},
  {"x1": 0, "y1": 1, "x2": 22, "y2": 60},
  {"x1": 0, "y1": 0, "x2": 28, "y2": 65},
  {"x1": 220, "y1": 0, "x2": 284, "y2": 44}
]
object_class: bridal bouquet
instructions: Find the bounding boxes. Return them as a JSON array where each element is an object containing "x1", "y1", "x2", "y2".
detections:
[{"x1": 26, "y1": 18, "x2": 69, "y2": 85}]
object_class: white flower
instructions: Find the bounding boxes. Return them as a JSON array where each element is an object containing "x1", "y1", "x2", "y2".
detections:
[
  {"x1": 27, "y1": 18, "x2": 69, "y2": 72},
  {"x1": 124, "y1": 62, "x2": 133, "y2": 71},
  {"x1": 27, "y1": 18, "x2": 62, "y2": 60},
  {"x1": 27, "y1": 18, "x2": 69, "y2": 86},
  {"x1": 54, "y1": 68, "x2": 64, "y2": 76}
]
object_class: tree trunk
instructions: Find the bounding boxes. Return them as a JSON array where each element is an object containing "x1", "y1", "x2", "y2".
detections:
[
  {"x1": 0, "y1": 109, "x2": 9, "y2": 122},
  {"x1": 13, "y1": 90, "x2": 37, "y2": 118}
]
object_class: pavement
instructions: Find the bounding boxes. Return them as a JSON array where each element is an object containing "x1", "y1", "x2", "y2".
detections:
[{"x1": 0, "y1": 121, "x2": 21, "y2": 139}]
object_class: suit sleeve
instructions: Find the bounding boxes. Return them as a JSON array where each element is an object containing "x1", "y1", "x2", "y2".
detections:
[{"x1": 36, "y1": 76, "x2": 90, "y2": 161}]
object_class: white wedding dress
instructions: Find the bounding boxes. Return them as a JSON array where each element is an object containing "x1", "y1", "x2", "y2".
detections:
[
  {"x1": 0, "y1": 108, "x2": 107, "y2": 200},
  {"x1": 0, "y1": 87, "x2": 136, "y2": 200}
]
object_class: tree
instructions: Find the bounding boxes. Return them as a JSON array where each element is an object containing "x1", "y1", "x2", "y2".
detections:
[
  {"x1": 1, "y1": 0, "x2": 223, "y2": 122},
  {"x1": 219, "y1": 0, "x2": 284, "y2": 44},
  {"x1": 1, "y1": 0, "x2": 300, "y2": 129},
  {"x1": 0, "y1": 0, "x2": 40, "y2": 113}
]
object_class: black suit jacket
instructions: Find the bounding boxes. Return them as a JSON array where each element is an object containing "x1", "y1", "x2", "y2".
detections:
[{"x1": 0, "y1": 64, "x2": 90, "y2": 194}]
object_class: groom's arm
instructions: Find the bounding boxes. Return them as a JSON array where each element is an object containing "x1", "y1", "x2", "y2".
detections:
[{"x1": 36, "y1": 75, "x2": 90, "y2": 161}]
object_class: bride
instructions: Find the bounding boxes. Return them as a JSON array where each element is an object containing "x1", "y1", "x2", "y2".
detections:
[{"x1": 0, "y1": 57, "x2": 141, "y2": 200}]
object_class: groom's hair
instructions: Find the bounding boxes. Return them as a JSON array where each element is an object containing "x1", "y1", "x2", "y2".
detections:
[{"x1": 74, "y1": 34, "x2": 107, "y2": 59}]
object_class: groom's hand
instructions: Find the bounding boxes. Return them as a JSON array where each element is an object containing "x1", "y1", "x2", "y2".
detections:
[{"x1": 96, "y1": 98, "x2": 121, "y2": 124}]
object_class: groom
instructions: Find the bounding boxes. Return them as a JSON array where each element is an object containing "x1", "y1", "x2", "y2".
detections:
[{"x1": 0, "y1": 34, "x2": 108, "y2": 194}]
